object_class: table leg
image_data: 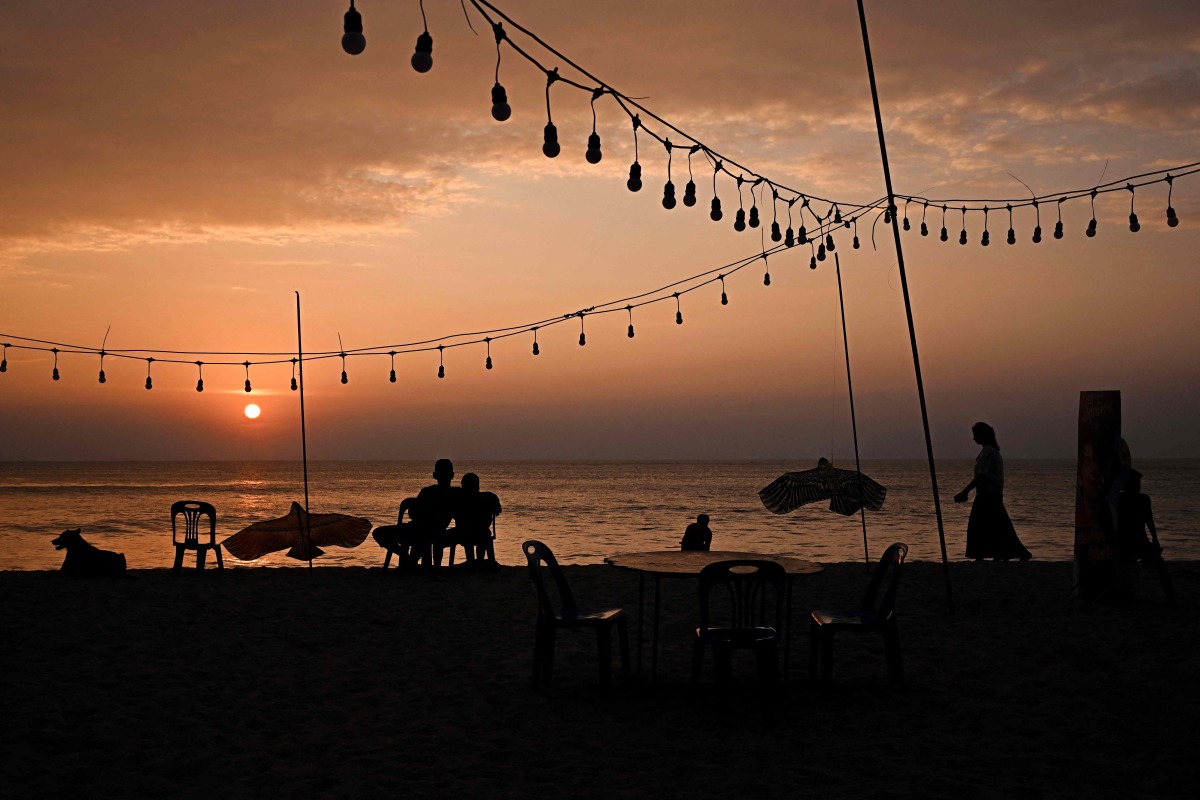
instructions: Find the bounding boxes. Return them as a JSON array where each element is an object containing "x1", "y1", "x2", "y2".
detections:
[
  {"x1": 651, "y1": 574, "x2": 661, "y2": 683},
  {"x1": 636, "y1": 572, "x2": 645, "y2": 676}
]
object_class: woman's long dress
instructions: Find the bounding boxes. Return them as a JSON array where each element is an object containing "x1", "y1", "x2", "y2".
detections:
[{"x1": 966, "y1": 445, "x2": 1032, "y2": 560}]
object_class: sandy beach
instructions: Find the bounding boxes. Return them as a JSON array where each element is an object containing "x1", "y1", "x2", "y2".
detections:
[{"x1": 2, "y1": 559, "x2": 1197, "y2": 799}]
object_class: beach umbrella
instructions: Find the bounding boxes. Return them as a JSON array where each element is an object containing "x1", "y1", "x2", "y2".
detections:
[{"x1": 222, "y1": 501, "x2": 372, "y2": 562}]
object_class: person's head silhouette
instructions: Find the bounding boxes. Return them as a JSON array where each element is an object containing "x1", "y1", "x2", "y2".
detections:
[
  {"x1": 462, "y1": 472, "x2": 480, "y2": 492},
  {"x1": 433, "y1": 459, "x2": 454, "y2": 485}
]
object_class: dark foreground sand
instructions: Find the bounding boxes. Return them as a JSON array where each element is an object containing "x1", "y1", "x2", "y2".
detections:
[{"x1": 2, "y1": 560, "x2": 1197, "y2": 799}]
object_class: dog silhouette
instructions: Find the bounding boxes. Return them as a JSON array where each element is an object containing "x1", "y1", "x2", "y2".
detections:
[{"x1": 51, "y1": 528, "x2": 127, "y2": 577}]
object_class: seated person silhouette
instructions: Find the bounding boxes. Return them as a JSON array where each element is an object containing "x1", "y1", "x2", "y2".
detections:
[
  {"x1": 1117, "y1": 470, "x2": 1175, "y2": 604},
  {"x1": 415, "y1": 458, "x2": 462, "y2": 570},
  {"x1": 371, "y1": 496, "x2": 422, "y2": 567},
  {"x1": 680, "y1": 514, "x2": 712, "y2": 551},
  {"x1": 455, "y1": 472, "x2": 502, "y2": 569}
]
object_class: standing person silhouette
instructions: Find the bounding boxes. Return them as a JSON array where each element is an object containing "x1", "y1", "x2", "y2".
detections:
[
  {"x1": 954, "y1": 422, "x2": 1032, "y2": 561},
  {"x1": 680, "y1": 514, "x2": 712, "y2": 551},
  {"x1": 1117, "y1": 469, "x2": 1175, "y2": 604}
]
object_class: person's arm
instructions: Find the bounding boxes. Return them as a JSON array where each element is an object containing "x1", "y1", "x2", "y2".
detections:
[
  {"x1": 954, "y1": 476, "x2": 979, "y2": 503},
  {"x1": 1145, "y1": 496, "x2": 1160, "y2": 547}
]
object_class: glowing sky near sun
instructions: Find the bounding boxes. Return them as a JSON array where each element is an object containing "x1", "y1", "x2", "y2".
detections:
[{"x1": 1, "y1": 1, "x2": 1198, "y2": 461}]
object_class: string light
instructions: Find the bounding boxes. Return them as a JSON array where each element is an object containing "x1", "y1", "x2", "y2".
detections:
[
  {"x1": 1127, "y1": 184, "x2": 1140, "y2": 233},
  {"x1": 939, "y1": 205, "x2": 949, "y2": 242},
  {"x1": 674, "y1": 292, "x2": 683, "y2": 325},
  {"x1": 661, "y1": 140, "x2": 676, "y2": 209},
  {"x1": 762, "y1": 255, "x2": 771, "y2": 286},
  {"x1": 1055, "y1": 198, "x2": 1065, "y2": 239},
  {"x1": 195, "y1": 361, "x2": 204, "y2": 392},
  {"x1": 809, "y1": 241, "x2": 817, "y2": 270},
  {"x1": 902, "y1": 199, "x2": 911, "y2": 231},
  {"x1": 627, "y1": 116, "x2": 642, "y2": 192},
  {"x1": 531, "y1": 327, "x2": 540, "y2": 356},
  {"x1": 341, "y1": 1, "x2": 366, "y2": 56},
  {"x1": 785, "y1": 198, "x2": 796, "y2": 247},
  {"x1": 1086, "y1": 189, "x2": 1098, "y2": 238},
  {"x1": 145, "y1": 358, "x2": 153, "y2": 390},
  {"x1": 389, "y1": 351, "x2": 397, "y2": 382},
  {"x1": 719, "y1": 274, "x2": 728, "y2": 305},
  {"x1": 770, "y1": 188, "x2": 782, "y2": 242},
  {"x1": 1032, "y1": 199, "x2": 1042, "y2": 243},
  {"x1": 585, "y1": 88, "x2": 603, "y2": 163},
  {"x1": 578, "y1": 313, "x2": 586, "y2": 346},
  {"x1": 340, "y1": 352, "x2": 349, "y2": 384},
  {"x1": 683, "y1": 146, "x2": 698, "y2": 207},
  {"x1": 485, "y1": 337, "x2": 493, "y2": 369},
  {"x1": 709, "y1": 161, "x2": 723, "y2": 221},
  {"x1": 1167, "y1": 175, "x2": 1179, "y2": 227},
  {"x1": 243, "y1": 361, "x2": 252, "y2": 393},
  {"x1": 411, "y1": 0, "x2": 433, "y2": 73},
  {"x1": 490, "y1": 25, "x2": 511, "y2": 122},
  {"x1": 1, "y1": 342, "x2": 9, "y2": 372},
  {"x1": 981, "y1": 206, "x2": 990, "y2": 247},
  {"x1": 734, "y1": 176, "x2": 747, "y2": 232},
  {"x1": 98, "y1": 350, "x2": 106, "y2": 384},
  {"x1": 920, "y1": 202, "x2": 929, "y2": 236},
  {"x1": 291, "y1": 358, "x2": 298, "y2": 391},
  {"x1": 852, "y1": 217, "x2": 860, "y2": 249},
  {"x1": 1006, "y1": 205, "x2": 1016, "y2": 245},
  {"x1": 626, "y1": 305, "x2": 635, "y2": 338},
  {"x1": 52, "y1": 348, "x2": 60, "y2": 381},
  {"x1": 438, "y1": 344, "x2": 445, "y2": 378},
  {"x1": 797, "y1": 197, "x2": 809, "y2": 244},
  {"x1": 542, "y1": 69, "x2": 561, "y2": 158},
  {"x1": 748, "y1": 180, "x2": 761, "y2": 229}
]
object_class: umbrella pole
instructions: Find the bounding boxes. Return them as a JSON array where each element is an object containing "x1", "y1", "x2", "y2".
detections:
[
  {"x1": 835, "y1": 253, "x2": 871, "y2": 571},
  {"x1": 855, "y1": 0, "x2": 953, "y2": 612},
  {"x1": 295, "y1": 291, "x2": 313, "y2": 570}
]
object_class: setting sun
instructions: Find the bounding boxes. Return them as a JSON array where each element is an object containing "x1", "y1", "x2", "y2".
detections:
[{"x1": 244, "y1": 404, "x2": 261, "y2": 420}]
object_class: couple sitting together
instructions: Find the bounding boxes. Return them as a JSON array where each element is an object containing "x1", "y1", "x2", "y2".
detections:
[{"x1": 372, "y1": 459, "x2": 502, "y2": 572}]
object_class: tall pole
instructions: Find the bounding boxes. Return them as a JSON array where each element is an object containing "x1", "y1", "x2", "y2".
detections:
[
  {"x1": 856, "y1": 0, "x2": 953, "y2": 612},
  {"x1": 296, "y1": 291, "x2": 313, "y2": 570},
  {"x1": 834, "y1": 253, "x2": 871, "y2": 570}
]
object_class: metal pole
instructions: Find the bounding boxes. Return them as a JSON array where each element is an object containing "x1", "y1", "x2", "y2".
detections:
[
  {"x1": 855, "y1": 0, "x2": 953, "y2": 612},
  {"x1": 296, "y1": 291, "x2": 313, "y2": 570},
  {"x1": 834, "y1": 253, "x2": 871, "y2": 569}
]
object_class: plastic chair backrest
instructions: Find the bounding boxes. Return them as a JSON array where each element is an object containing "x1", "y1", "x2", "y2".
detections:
[
  {"x1": 523, "y1": 540, "x2": 577, "y2": 619},
  {"x1": 861, "y1": 542, "x2": 907, "y2": 620},
  {"x1": 697, "y1": 559, "x2": 787, "y2": 635},
  {"x1": 172, "y1": 500, "x2": 217, "y2": 546}
]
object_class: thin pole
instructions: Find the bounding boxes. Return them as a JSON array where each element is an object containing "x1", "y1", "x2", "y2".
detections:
[
  {"x1": 295, "y1": 291, "x2": 313, "y2": 570},
  {"x1": 834, "y1": 253, "x2": 871, "y2": 569},
  {"x1": 856, "y1": 0, "x2": 953, "y2": 612}
]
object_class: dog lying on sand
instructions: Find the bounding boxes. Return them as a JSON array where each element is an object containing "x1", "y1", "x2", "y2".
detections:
[{"x1": 51, "y1": 529, "x2": 127, "y2": 577}]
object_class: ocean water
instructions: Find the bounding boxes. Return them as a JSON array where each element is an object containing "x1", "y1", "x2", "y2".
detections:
[{"x1": 1, "y1": 459, "x2": 1197, "y2": 571}]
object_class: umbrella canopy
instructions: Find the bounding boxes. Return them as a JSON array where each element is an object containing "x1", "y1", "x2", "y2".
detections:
[
  {"x1": 222, "y1": 501, "x2": 372, "y2": 561},
  {"x1": 758, "y1": 458, "x2": 887, "y2": 517}
]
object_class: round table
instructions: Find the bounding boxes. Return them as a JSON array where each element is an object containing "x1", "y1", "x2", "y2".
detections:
[{"x1": 605, "y1": 550, "x2": 823, "y2": 681}]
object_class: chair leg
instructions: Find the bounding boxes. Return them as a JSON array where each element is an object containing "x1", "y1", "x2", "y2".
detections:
[
  {"x1": 215, "y1": 545, "x2": 224, "y2": 571},
  {"x1": 884, "y1": 624, "x2": 904, "y2": 688},
  {"x1": 196, "y1": 547, "x2": 207, "y2": 572},
  {"x1": 532, "y1": 623, "x2": 546, "y2": 686},
  {"x1": 808, "y1": 620, "x2": 820, "y2": 680},
  {"x1": 541, "y1": 625, "x2": 556, "y2": 685},
  {"x1": 172, "y1": 545, "x2": 185, "y2": 575},
  {"x1": 757, "y1": 641, "x2": 780, "y2": 685},
  {"x1": 820, "y1": 630, "x2": 834, "y2": 681},
  {"x1": 597, "y1": 626, "x2": 612, "y2": 689},
  {"x1": 617, "y1": 617, "x2": 630, "y2": 682},
  {"x1": 691, "y1": 638, "x2": 706, "y2": 683},
  {"x1": 382, "y1": 549, "x2": 392, "y2": 570}
]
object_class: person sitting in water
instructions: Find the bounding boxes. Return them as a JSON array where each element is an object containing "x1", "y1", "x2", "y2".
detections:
[{"x1": 680, "y1": 514, "x2": 712, "y2": 551}]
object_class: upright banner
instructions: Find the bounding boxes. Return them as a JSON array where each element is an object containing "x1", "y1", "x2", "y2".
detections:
[{"x1": 1074, "y1": 391, "x2": 1124, "y2": 600}]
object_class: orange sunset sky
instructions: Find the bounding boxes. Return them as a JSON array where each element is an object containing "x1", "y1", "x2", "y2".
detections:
[{"x1": 1, "y1": 0, "x2": 1198, "y2": 461}]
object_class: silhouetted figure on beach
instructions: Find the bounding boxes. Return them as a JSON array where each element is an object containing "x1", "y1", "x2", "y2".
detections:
[
  {"x1": 415, "y1": 458, "x2": 462, "y2": 569},
  {"x1": 954, "y1": 422, "x2": 1032, "y2": 561},
  {"x1": 1117, "y1": 470, "x2": 1175, "y2": 604},
  {"x1": 456, "y1": 472, "x2": 502, "y2": 569},
  {"x1": 680, "y1": 514, "x2": 712, "y2": 551}
]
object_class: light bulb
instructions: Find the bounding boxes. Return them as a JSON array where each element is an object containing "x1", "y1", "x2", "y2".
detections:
[
  {"x1": 710, "y1": 197, "x2": 723, "y2": 221},
  {"x1": 532, "y1": 341, "x2": 540, "y2": 356},
  {"x1": 940, "y1": 225, "x2": 948, "y2": 242},
  {"x1": 542, "y1": 123, "x2": 560, "y2": 158},
  {"x1": 721, "y1": 291, "x2": 728, "y2": 305},
  {"x1": 1129, "y1": 213, "x2": 1140, "y2": 233},
  {"x1": 1054, "y1": 221, "x2": 1064, "y2": 239},
  {"x1": 486, "y1": 356, "x2": 493, "y2": 370},
  {"x1": 825, "y1": 233, "x2": 835, "y2": 252},
  {"x1": 1086, "y1": 218, "x2": 1097, "y2": 238},
  {"x1": 902, "y1": 216, "x2": 910, "y2": 231},
  {"x1": 291, "y1": 377, "x2": 298, "y2": 391},
  {"x1": 770, "y1": 221, "x2": 781, "y2": 242},
  {"x1": 683, "y1": 180, "x2": 697, "y2": 207},
  {"x1": 389, "y1": 369, "x2": 396, "y2": 383},
  {"x1": 627, "y1": 162, "x2": 642, "y2": 192},
  {"x1": 341, "y1": 370, "x2": 348, "y2": 384},
  {"x1": 921, "y1": 222, "x2": 929, "y2": 236},
  {"x1": 1032, "y1": 225, "x2": 1042, "y2": 243},
  {"x1": 341, "y1": 3, "x2": 365, "y2": 55},
  {"x1": 734, "y1": 208, "x2": 746, "y2": 231},
  {"x1": 1167, "y1": 206, "x2": 1179, "y2": 227},
  {"x1": 662, "y1": 181, "x2": 676, "y2": 209},
  {"x1": 490, "y1": 83, "x2": 511, "y2": 122},
  {"x1": 628, "y1": 324, "x2": 635, "y2": 338},
  {"x1": 1007, "y1": 228, "x2": 1016, "y2": 245},
  {"x1": 817, "y1": 243, "x2": 826, "y2": 261},
  {"x1": 981, "y1": 230, "x2": 990, "y2": 246},
  {"x1": 145, "y1": 376, "x2": 152, "y2": 390},
  {"x1": 98, "y1": 369, "x2": 106, "y2": 384},
  {"x1": 959, "y1": 229, "x2": 968, "y2": 245},
  {"x1": 748, "y1": 206, "x2": 760, "y2": 228},
  {"x1": 676, "y1": 310, "x2": 683, "y2": 325},
  {"x1": 763, "y1": 271, "x2": 771, "y2": 286},
  {"x1": 438, "y1": 364, "x2": 445, "y2": 378},
  {"x1": 853, "y1": 235, "x2": 860, "y2": 249},
  {"x1": 809, "y1": 256, "x2": 817, "y2": 270},
  {"x1": 785, "y1": 228, "x2": 795, "y2": 247},
  {"x1": 585, "y1": 132, "x2": 602, "y2": 164},
  {"x1": 196, "y1": 378, "x2": 203, "y2": 392},
  {"x1": 798, "y1": 225, "x2": 808, "y2": 244},
  {"x1": 411, "y1": 32, "x2": 433, "y2": 73},
  {"x1": 53, "y1": 367, "x2": 60, "y2": 381},
  {"x1": 578, "y1": 331, "x2": 586, "y2": 346}
]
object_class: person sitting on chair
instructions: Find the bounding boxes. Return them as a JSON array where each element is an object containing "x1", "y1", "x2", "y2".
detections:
[
  {"x1": 456, "y1": 472, "x2": 502, "y2": 569},
  {"x1": 415, "y1": 458, "x2": 462, "y2": 570},
  {"x1": 372, "y1": 496, "x2": 421, "y2": 567},
  {"x1": 680, "y1": 514, "x2": 712, "y2": 551}
]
